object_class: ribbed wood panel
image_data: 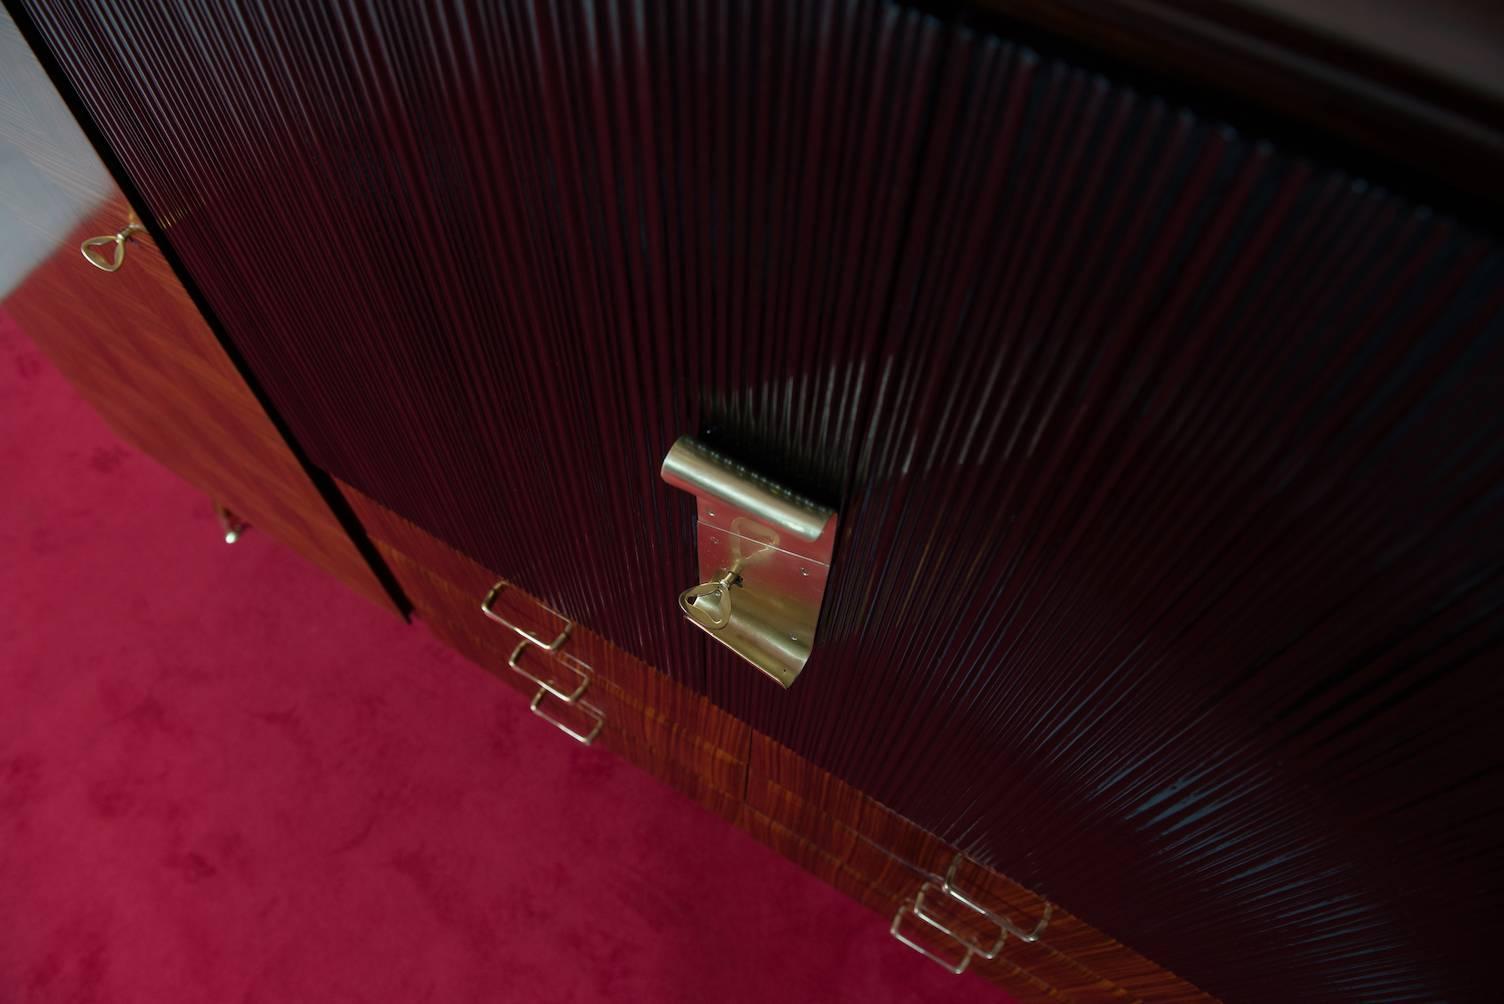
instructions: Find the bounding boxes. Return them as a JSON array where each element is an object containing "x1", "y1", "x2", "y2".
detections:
[{"x1": 20, "y1": 1, "x2": 1503, "y2": 1000}]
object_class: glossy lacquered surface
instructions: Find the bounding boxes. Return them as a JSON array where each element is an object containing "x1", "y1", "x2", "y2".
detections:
[{"x1": 20, "y1": 2, "x2": 1504, "y2": 1000}]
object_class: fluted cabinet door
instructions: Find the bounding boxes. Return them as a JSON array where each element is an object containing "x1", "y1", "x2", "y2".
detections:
[{"x1": 19, "y1": 2, "x2": 1503, "y2": 1000}]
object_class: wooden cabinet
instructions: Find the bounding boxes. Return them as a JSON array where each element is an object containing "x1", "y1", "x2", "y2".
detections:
[{"x1": 10, "y1": 1, "x2": 1504, "y2": 1000}]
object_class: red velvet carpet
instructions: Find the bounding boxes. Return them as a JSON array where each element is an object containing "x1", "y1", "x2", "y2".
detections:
[{"x1": 0, "y1": 309, "x2": 1007, "y2": 1003}]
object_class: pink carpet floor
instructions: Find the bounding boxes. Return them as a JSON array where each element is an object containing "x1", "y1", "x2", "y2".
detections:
[{"x1": 0, "y1": 309, "x2": 1008, "y2": 1003}]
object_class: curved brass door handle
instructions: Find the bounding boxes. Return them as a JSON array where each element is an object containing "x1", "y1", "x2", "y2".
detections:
[
  {"x1": 660, "y1": 436, "x2": 837, "y2": 689},
  {"x1": 80, "y1": 216, "x2": 145, "y2": 272}
]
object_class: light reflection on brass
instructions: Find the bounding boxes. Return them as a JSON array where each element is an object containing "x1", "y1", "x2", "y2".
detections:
[
  {"x1": 80, "y1": 214, "x2": 143, "y2": 272},
  {"x1": 661, "y1": 436, "x2": 837, "y2": 688}
]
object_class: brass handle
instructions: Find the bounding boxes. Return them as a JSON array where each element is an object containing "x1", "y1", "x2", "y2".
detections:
[
  {"x1": 80, "y1": 216, "x2": 145, "y2": 272},
  {"x1": 913, "y1": 881, "x2": 1006, "y2": 960},
  {"x1": 480, "y1": 580, "x2": 571, "y2": 651},
  {"x1": 529, "y1": 690, "x2": 604, "y2": 745},
  {"x1": 508, "y1": 640, "x2": 589, "y2": 702},
  {"x1": 677, "y1": 566, "x2": 742, "y2": 630}
]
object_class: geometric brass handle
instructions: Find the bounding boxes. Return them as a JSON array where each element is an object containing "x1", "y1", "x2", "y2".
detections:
[
  {"x1": 478, "y1": 580, "x2": 600, "y2": 743},
  {"x1": 530, "y1": 689, "x2": 604, "y2": 745},
  {"x1": 941, "y1": 855, "x2": 1052, "y2": 943},
  {"x1": 480, "y1": 580, "x2": 571, "y2": 651},
  {"x1": 80, "y1": 217, "x2": 145, "y2": 272},
  {"x1": 913, "y1": 881, "x2": 1007, "y2": 961},
  {"x1": 510, "y1": 641, "x2": 603, "y2": 745},
  {"x1": 890, "y1": 855, "x2": 1052, "y2": 974},
  {"x1": 660, "y1": 435, "x2": 837, "y2": 689},
  {"x1": 890, "y1": 902, "x2": 975, "y2": 975},
  {"x1": 508, "y1": 640, "x2": 589, "y2": 702}
]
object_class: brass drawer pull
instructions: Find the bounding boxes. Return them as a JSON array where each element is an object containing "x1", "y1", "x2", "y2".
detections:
[
  {"x1": 530, "y1": 689, "x2": 604, "y2": 745},
  {"x1": 480, "y1": 580, "x2": 571, "y2": 651},
  {"x1": 890, "y1": 854, "x2": 1051, "y2": 974},
  {"x1": 890, "y1": 902, "x2": 975, "y2": 975},
  {"x1": 913, "y1": 881, "x2": 1006, "y2": 960},
  {"x1": 660, "y1": 436, "x2": 839, "y2": 689},
  {"x1": 80, "y1": 217, "x2": 145, "y2": 272},
  {"x1": 942, "y1": 854, "x2": 1052, "y2": 943},
  {"x1": 499, "y1": 619, "x2": 602, "y2": 745},
  {"x1": 508, "y1": 640, "x2": 589, "y2": 702}
]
